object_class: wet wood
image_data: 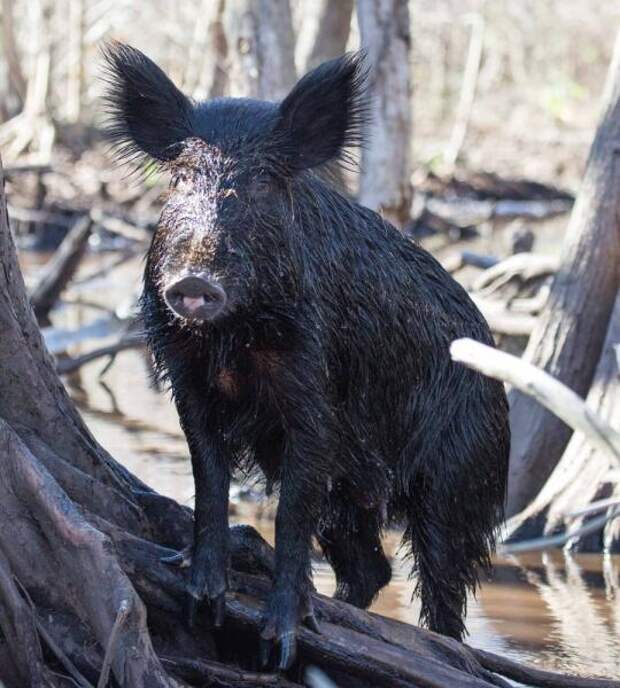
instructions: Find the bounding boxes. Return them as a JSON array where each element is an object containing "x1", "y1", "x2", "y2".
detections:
[{"x1": 506, "y1": 290, "x2": 620, "y2": 553}]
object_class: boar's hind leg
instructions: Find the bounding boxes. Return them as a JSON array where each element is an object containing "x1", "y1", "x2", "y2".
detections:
[{"x1": 317, "y1": 504, "x2": 391, "y2": 609}]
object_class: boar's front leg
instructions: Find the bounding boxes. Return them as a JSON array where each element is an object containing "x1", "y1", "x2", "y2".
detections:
[
  {"x1": 259, "y1": 365, "x2": 328, "y2": 670},
  {"x1": 260, "y1": 462, "x2": 323, "y2": 670},
  {"x1": 175, "y1": 393, "x2": 230, "y2": 628}
]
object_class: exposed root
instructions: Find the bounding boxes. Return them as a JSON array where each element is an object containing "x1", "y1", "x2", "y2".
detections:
[{"x1": 0, "y1": 420, "x2": 179, "y2": 687}]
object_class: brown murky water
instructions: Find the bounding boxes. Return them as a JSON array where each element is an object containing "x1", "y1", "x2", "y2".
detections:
[{"x1": 37, "y1": 252, "x2": 620, "y2": 682}]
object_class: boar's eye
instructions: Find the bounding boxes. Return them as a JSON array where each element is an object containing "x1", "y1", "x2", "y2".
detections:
[
  {"x1": 250, "y1": 173, "x2": 273, "y2": 197},
  {"x1": 171, "y1": 172, "x2": 192, "y2": 192}
]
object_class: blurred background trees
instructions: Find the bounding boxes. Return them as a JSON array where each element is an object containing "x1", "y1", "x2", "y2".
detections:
[{"x1": 1, "y1": 0, "x2": 618, "y2": 189}]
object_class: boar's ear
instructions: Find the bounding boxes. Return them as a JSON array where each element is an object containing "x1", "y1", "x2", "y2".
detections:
[
  {"x1": 101, "y1": 41, "x2": 193, "y2": 165},
  {"x1": 276, "y1": 52, "x2": 369, "y2": 171}
]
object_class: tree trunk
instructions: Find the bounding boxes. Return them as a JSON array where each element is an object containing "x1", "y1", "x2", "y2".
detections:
[
  {"x1": 357, "y1": 0, "x2": 413, "y2": 228},
  {"x1": 506, "y1": 32, "x2": 620, "y2": 517},
  {"x1": 183, "y1": 0, "x2": 228, "y2": 100},
  {"x1": 296, "y1": 0, "x2": 354, "y2": 73},
  {"x1": 0, "y1": 160, "x2": 614, "y2": 686},
  {"x1": 1, "y1": 0, "x2": 26, "y2": 109},
  {"x1": 506, "y1": 289, "x2": 620, "y2": 550},
  {"x1": 224, "y1": 0, "x2": 296, "y2": 100}
]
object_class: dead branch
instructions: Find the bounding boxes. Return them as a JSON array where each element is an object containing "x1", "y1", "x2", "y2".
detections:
[
  {"x1": 450, "y1": 338, "x2": 620, "y2": 467},
  {"x1": 473, "y1": 253, "x2": 558, "y2": 296},
  {"x1": 55, "y1": 331, "x2": 143, "y2": 376},
  {"x1": 444, "y1": 13, "x2": 485, "y2": 168},
  {"x1": 469, "y1": 296, "x2": 537, "y2": 336},
  {"x1": 30, "y1": 214, "x2": 93, "y2": 323}
]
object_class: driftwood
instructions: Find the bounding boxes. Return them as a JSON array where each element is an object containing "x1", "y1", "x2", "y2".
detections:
[{"x1": 506, "y1": 31, "x2": 620, "y2": 517}]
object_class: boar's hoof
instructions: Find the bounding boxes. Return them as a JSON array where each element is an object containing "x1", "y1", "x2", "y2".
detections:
[
  {"x1": 186, "y1": 588, "x2": 227, "y2": 629},
  {"x1": 160, "y1": 546, "x2": 192, "y2": 568},
  {"x1": 259, "y1": 590, "x2": 320, "y2": 671}
]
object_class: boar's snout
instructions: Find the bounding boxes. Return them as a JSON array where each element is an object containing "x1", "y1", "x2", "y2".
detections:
[{"x1": 164, "y1": 273, "x2": 227, "y2": 322}]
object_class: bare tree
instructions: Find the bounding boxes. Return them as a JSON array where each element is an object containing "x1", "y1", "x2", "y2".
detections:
[
  {"x1": 357, "y1": 0, "x2": 413, "y2": 228},
  {"x1": 506, "y1": 32, "x2": 620, "y2": 517},
  {"x1": 182, "y1": 0, "x2": 228, "y2": 100},
  {"x1": 296, "y1": 0, "x2": 354, "y2": 73},
  {"x1": 224, "y1": 0, "x2": 296, "y2": 100}
]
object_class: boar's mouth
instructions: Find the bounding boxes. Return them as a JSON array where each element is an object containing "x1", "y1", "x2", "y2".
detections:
[{"x1": 163, "y1": 272, "x2": 228, "y2": 322}]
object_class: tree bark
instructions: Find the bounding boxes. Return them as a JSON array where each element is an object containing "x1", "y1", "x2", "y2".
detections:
[
  {"x1": 0, "y1": 159, "x2": 616, "y2": 686},
  {"x1": 357, "y1": 0, "x2": 413, "y2": 227},
  {"x1": 224, "y1": 0, "x2": 296, "y2": 100},
  {"x1": 506, "y1": 32, "x2": 620, "y2": 517}
]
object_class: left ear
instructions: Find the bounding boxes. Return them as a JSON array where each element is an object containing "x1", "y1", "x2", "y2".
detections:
[{"x1": 276, "y1": 52, "x2": 369, "y2": 171}]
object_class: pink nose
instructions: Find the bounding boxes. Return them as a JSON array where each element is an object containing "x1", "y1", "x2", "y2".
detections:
[
  {"x1": 183, "y1": 295, "x2": 206, "y2": 312},
  {"x1": 164, "y1": 273, "x2": 227, "y2": 321}
]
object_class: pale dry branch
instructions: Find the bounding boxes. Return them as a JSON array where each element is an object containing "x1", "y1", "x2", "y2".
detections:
[
  {"x1": 450, "y1": 338, "x2": 620, "y2": 467},
  {"x1": 444, "y1": 14, "x2": 485, "y2": 168}
]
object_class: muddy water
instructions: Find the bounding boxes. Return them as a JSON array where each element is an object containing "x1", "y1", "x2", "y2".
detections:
[{"x1": 34, "y1": 251, "x2": 619, "y2": 681}]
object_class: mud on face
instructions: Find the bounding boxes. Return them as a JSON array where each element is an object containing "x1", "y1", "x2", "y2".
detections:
[{"x1": 153, "y1": 138, "x2": 291, "y2": 324}]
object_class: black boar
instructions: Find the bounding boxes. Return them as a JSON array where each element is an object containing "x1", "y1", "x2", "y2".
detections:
[{"x1": 102, "y1": 42, "x2": 509, "y2": 671}]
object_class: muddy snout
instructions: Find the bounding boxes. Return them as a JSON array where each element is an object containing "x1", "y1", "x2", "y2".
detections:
[{"x1": 164, "y1": 273, "x2": 227, "y2": 321}]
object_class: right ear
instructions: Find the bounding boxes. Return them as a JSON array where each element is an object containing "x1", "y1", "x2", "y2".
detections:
[{"x1": 101, "y1": 41, "x2": 193, "y2": 163}]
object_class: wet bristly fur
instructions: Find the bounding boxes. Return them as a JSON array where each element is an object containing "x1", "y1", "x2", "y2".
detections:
[{"x1": 103, "y1": 42, "x2": 510, "y2": 643}]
